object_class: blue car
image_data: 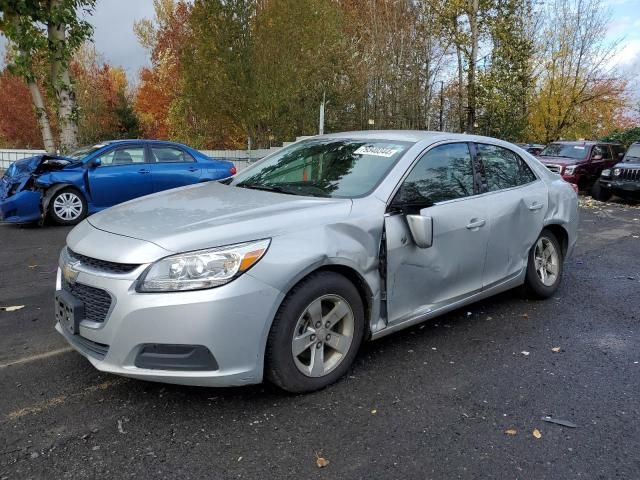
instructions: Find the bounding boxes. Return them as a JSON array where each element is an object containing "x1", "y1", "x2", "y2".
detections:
[{"x1": 0, "y1": 140, "x2": 236, "y2": 225}]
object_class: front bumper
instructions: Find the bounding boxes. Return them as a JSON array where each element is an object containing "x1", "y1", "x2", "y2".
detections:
[
  {"x1": 599, "y1": 178, "x2": 640, "y2": 197},
  {"x1": 55, "y1": 261, "x2": 285, "y2": 387},
  {"x1": 0, "y1": 190, "x2": 42, "y2": 223}
]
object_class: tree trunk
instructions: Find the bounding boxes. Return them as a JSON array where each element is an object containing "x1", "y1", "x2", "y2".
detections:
[
  {"x1": 27, "y1": 81, "x2": 56, "y2": 153},
  {"x1": 48, "y1": 0, "x2": 79, "y2": 153},
  {"x1": 456, "y1": 45, "x2": 465, "y2": 133},
  {"x1": 466, "y1": 0, "x2": 479, "y2": 133}
]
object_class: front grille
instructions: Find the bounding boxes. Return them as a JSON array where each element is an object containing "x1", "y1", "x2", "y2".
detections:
[
  {"x1": 618, "y1": 168, "x2": 640, "y2": 181},
  {"x1": 68, "y1": 248, "x2": 139, "y2": 274},
  {"x1": 62, "y1": 279, "x2": 112, "y2": 323},
  {"x1": 68, "y1": 334, "x2": 110, "y2": 360},
  {"x1": 545, "y1": 164, "x2": 562, "y2": 174}
]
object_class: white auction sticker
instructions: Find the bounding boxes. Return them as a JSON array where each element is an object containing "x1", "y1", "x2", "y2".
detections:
[{"x1": 354, "y1": 145, "x2": 402, "y2": 157}]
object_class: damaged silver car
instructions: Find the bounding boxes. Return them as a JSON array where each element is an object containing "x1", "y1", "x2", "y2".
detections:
[{"x1": 55, "y1": 131, "x2": 578, "y2": 392}]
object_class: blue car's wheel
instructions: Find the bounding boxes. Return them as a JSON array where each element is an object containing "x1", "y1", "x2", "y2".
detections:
[{"x1": 49, "y1": 188, "x2": 87, "y2": 226}]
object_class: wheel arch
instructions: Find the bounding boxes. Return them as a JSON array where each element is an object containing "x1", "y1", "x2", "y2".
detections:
[
  {"x1": 542, "y1": 223, "x2": 569, "y2": 258},
  {"x1": 41, "y1": 183, "x2": 84, "y2": 216}
]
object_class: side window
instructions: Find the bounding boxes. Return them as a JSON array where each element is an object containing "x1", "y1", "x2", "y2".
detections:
[
  {"x1": 477, "y1": 143, "x2": 534, "y2": 191},
  {"x1": 97, "y1": 147, "x2": 145, "y2": 166},
  {"x1": 152, "y1": 146, "x2": 195, "y2": 163},
  {"x1": 612, "y1": 145, "x2": 625, "y2": 160},
  {"x1": 600, "y1": 145, "x2": 612, "y2": 160},
  {"x1": 396, "y1": 143, "x2": 474, "y2": 205}
]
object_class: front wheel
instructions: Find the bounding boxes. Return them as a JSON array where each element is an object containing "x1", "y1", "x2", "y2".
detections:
[
  {"x1": 591, "y1": 181, "x2": 612, "y2": 201},
  {"x1": 265, "y1": 271, "x2": 365, "y2": 393},
  {"x1": 49, "y1": 188, "x2": 87, "y2": 226},
  {"x1": 523, "y1": 229, "x2": 564, "y2": 299}
]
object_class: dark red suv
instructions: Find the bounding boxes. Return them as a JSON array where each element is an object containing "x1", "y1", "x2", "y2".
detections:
[{"x1": 537, "y1": 141, "x2": 625, "y2": 194}]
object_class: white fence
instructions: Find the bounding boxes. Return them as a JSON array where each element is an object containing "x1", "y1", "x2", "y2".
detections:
[{"x1": 0, "y1": 146, "x2": 287, "y2": 173}]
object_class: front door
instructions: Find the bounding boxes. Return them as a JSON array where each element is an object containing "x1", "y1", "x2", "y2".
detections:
[
  {"x1": 384, "y1": 142, "x2": 489, "y2": 325},
  {"x1": 88, "y1": 146, "x2": 153, "y2": 208}
]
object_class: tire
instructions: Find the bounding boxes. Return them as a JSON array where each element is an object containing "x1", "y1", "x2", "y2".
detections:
[
  {"x1": 265, "y1": 271, "x2": 365, "y2": 393},
  {"x1": 523, "y1": 229, "x2": 564, "y2": 299},
  {"x1": 590, "y1": 181, "x2": 612, "y2": 201},
  {"x1": 48, "y1": 187, "x2": 87, "y2": 226}
]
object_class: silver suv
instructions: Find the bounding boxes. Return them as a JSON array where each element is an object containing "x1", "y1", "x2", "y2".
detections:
[{"x1": 55, "y1": 131, "x2": 578, "y2": 392}]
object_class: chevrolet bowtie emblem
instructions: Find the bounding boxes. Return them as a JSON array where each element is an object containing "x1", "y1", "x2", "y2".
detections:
[{"x1": 62, "y1": 261, "x2": 80, "y2": 284}]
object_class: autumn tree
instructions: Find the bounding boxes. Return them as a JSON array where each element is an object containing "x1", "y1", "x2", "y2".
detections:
[
  {"x1": 134, "y1": 0, "x2": 192, "y2": 140},
  {"x1": 0, "y1": 0, "x2": 97, "y2": 152},
  {"x1": 527, "y1": 0, "x2": 625, "y2": 142},
  {"x1": 0, "y1": 69, "x2": 47, "y2": 148},
  {"x1": 73, "y1": 44, "x2": 139, "y2": 144}
]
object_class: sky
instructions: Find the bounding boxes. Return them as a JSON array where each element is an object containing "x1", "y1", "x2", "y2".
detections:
[{"x1": 0, "y1": 0, "x2": 639, "y2": 89}]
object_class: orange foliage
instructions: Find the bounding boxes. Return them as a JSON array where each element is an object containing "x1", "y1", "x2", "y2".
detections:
[
  {"x1": 134, "y1": 1, "x2": 191, "y2": 139},
  {"x1": 0, "y1": 70, "x2": 45, "y2": 149}
]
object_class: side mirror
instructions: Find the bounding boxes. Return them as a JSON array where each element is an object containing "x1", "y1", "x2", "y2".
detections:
[
  {"x1": 591, "y1": 154, "x2": 603, "y2": 161},
  {"x1": 91, "y1": 158, "x2": 102, "y2": 168},
  {"x1": 406, "y1": 214, "x2": 433, "y2": 248},
  {"x1": 618, "y1": 152, "x2": 624, "y2": 159}
]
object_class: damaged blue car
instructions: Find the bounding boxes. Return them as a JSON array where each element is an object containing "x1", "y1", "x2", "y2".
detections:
[{"x1": 0, "y1": 140, "x2": 237, "y2": 225}]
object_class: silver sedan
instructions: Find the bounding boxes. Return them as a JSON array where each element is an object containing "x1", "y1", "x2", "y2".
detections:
[{"x1": 54, "y1": 131, "x2": 578, "y2": 392}]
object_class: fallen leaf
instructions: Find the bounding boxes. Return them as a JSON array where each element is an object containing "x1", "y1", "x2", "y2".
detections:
[
  {"x1": 1, "y1": 305, "x2": 25, "y2": 312},
  {"x1": 28, "y1": 265, "x2": 38, "y2": 269},
  {"x1": 505, "y1": 429, "x2": 517, "y2": 435},
  {"x1": 551, "y1": 347, "x2": 561, "y2": 353},
  {"x1": 371, "y1": 409, "x2": 377, "y2": 415},
  {"x1": 521, "y1": 351, "x2": 530, "y2": 356},
  {"x1": 521, "y1": 313, "x2": 529, "y2": 319},
  {"x1": 315, "y1": 454, "x2": 329, "y2": 468},
  {"x1": 532, "y1": 428, "x2": 542, "y2": 439}
]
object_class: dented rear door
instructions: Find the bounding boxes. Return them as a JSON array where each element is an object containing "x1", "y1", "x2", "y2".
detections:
[{"x1": 475, "y1": 143, "x2": 547, "y2": 289}]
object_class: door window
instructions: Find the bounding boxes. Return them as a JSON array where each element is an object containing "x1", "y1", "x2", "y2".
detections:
[
  {"x1": 97, "y1": 147, "x2": 146, "y2": 166},
  {"x1": 476, "y1": 144, "x2": 536, "y2": 191},
  {"x1": 151, "y1": 146, "x2": 195, "y2": 163},
  {"x1": 395, "y1": 143, "x2": 474, "y2": 206},
  {"x1": 593, "y1": 145, "x2": 611, "y2": 160}
]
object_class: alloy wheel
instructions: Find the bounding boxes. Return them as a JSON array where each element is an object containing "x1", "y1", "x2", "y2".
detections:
[
  {"x1": 53, "y1": 192, "x2": 83, "y2": 221},
  {"x1": 291, "y1": 294, "x2": 355, "y2": 378},
  {"x1": 534, "y1": 237, "x2": 559, "y2": 286}
]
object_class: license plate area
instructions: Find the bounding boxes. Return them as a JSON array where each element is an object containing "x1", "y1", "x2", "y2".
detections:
[{"x1": 55, "y1": 290, "x2": 85, "y2": 335}]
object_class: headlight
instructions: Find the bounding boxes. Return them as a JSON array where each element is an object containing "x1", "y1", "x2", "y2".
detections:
[
  {"x1": 563, "y1": 165, "x2": 576, "y2": 175},
  {"x1": 601, "y1": 169, "x2": 611, "y2": 177},
  {"x1": 613, "y1": 168, "x2": 621, "y2": 177},
  {"x1": 137, "y1": 239, "x2": 270, "y2": 292}
]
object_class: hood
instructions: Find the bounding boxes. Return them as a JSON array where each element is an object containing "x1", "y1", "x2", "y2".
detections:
[
  {"x1": 617, "y1": 161, "x2": 640, "y2": 168},
  {"x1": 87, "y1": 182, "x2": 353, "y2": 252},
  {"x1": 2, "y1": 155, "x2": 74, "y2": 180},
  {"x1": 538, "y1": 156, "x2": 581, "y2": 166}
]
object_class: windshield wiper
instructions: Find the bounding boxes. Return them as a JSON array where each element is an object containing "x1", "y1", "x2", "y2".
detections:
[{"x1": 236, "y1": 184, "x2": 296, "y2": 195}]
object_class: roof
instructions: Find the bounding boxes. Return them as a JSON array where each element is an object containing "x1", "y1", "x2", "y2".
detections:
[
  {"x1": 317, "y1": 130, "x2": 522, "y2": 145},
  {"x1": 547, "y1": 140, "x2": 622, "y2": 145},
  {"x1": 100, "y1": 139, "x2": 185, "y2": 145}
]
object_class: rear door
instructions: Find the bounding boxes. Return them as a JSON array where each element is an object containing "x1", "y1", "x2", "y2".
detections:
[
  {"x1": 148, "y1": 145, "x2": 202, "y2": 192},
  {"x1": 474, "y1": 143, "x2": 547, "y2": 288},
  {"x1": 87, "y1": 145, "x2": 153, "y2": 208},
  {"x1": 384, "y1": 142, "x2": 490, "y2": 325}
]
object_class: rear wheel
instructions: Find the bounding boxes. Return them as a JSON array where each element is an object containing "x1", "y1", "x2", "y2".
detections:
[
  {"x1": 49, "y1": 188, "x2": 87, "y2": 226},
  {"x1": 265, "y1": 271, "x2": 365, "y2": 393},
  {"x1": 523, "y1": 229, "x2": 563, "y2": 299}
]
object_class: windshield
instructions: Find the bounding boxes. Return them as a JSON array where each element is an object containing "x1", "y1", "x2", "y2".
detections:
[
  {"x1": 66, "y1": 144, "x2": 106, "y2": 160},
  {"x1": 232, "y1": 138, "x2": 412, "y2": 198},
  {"x1": 540, "y1": 143, "x2": 588, "y2": 160},
  {"x1": 624, "y1": 144, "x2": 640, "y2": 161}
]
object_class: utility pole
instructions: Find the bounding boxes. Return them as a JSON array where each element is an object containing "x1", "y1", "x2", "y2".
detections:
[
  {"x1": 319, "y1": 91, "x2": 325, "y2": 135},
  {"x1": 439, "y1": 81, "x2": 444, "y2": 131}
]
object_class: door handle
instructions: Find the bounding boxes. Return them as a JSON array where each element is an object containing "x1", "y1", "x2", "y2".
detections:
[
  {"x1": 187, "y1": 167, "x2": 198, "y2": 172},
  {"x1": 528, "y1": 202, "x2": 543, "y2": 211},
  {"x1": 466, "y1": 219, "x2": 486, "y2": 230},
  {"x1": 138, "y1": 169, "x2": 150, "y2": 174}
]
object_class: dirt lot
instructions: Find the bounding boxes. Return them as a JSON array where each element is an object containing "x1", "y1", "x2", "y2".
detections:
[{"x1": 1, "y1": 201, "x2": 639, "y2": 479}]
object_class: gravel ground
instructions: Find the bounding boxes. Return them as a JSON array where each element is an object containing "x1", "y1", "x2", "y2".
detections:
[{"x1": 1, "y1": 201, "x2": 639, "y2": 479}]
